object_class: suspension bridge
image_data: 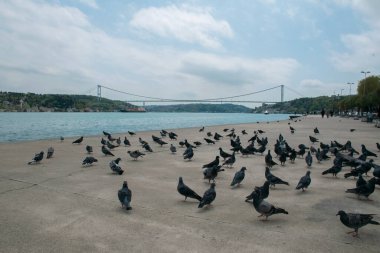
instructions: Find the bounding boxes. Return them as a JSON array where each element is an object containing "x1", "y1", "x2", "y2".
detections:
[{"x1": 94, "y1": 84, "x2": 304, "y2": 106}]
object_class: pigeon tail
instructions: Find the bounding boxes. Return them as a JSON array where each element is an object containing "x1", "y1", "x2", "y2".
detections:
[{"x1": 369, "y1": 220, "x2": 380, "y2": 225}]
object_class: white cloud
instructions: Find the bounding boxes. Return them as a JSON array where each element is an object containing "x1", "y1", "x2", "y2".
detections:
[
  {"x1": 330, "y1": 0, "x2": 380, "y2": 71},
  {"x1": 129, "y1": 5, "x2": 233, "y2": 49},
  {"x1": 0, "y1": 0, "x2": 299, "y2": 102},
  {"x1": 78, "y1": 0, "x2": 99, "y2": 9},
  {"x1": 300, "y1": 79, "x2": 324, "y2": 88}
]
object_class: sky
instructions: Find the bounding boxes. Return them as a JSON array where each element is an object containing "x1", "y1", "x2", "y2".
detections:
[{"x1": 0, "y1": 0, "x2": 379, "y2": 105}]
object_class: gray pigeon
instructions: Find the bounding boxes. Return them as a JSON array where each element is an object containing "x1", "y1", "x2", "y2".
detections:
[
  {"x1": 252, "y1": 192, "x2": 288, "y2": 220},
  {"x1": 265, "y1": 167, "x2": 289, "y2": 187},
  {"x1": 198, "y1": 183, "x2": 216, "y2": 208},
  {"x1": 336, "y1": 210, "x2": 379, "y2": 237},
  {"x1": 230, "y1": 167, "x2": 247, "y2": 187},
  {"x1": 82, "y1": 156, "x2": 98, "y2": 166},
  {"x1": 345, "y1": 177, "x2": 377, "y2": 199},
  {"x1": 118, "y1": 181, "x2": 132, "y2": 210},
  {"x1": 170, "y1": 144, "x2": 177, "y2": 154},
  {"x1": 109, "y1": 158, "x2": 123, "y2": 175},
  {"x1": 177, "y1": 177, "x2": 202, "y2": 201},
  {"x1": 86, "y1": 145, "x2": 93, "y2": 154},
  {"x1": 295, "y1": 171, "x2": 311, "y2": 191},
  {"x1": 46, "y1": 147, "x2": 54, "y2": 159},
  {"x1": 246, "y1": 181, "x2": 270, "y2": 202},
  {"x1": 183, "y1": 146, "x2": 194, "y2": 160},
  {"x1": 305, "y1": 151, "x2": 312, "y2": 167},
  {"x1": 127, "y1": 150, "x2": 145, "y2": 160}
]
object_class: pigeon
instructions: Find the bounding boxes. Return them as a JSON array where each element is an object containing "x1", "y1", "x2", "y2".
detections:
[
  {"x1": 219, "y1": 148, "x2": 232, "y2": 160},
  {"x1": 279, "y1": 152, "x2": 287, "y2": 166},
  {"x1": 230, "y1": 167, "x2": 247, "y2": 187},
  {"x1": 322, "y1": 163, "x2": 342, "y2": 177},
  {"x1": 128, "y1": 131, "x2": 135, "y2": 136},
  {"x1": 314, "y1": 127, "x2": 319, "y2": 134},
  {"x1": 203, "y1": 165, "x2": 224, "y2": 183},
  {"x1": 103, "y1": 130, "x2": 111, "y2": 136},
  {"x1": 376, "y1": 142, "x2": 380, "y2": 152},
  {"x1": 168, "y1": 132, "x2": 177, "y2": 140},
  {"x1": 204, "y1": 138, "x2": 215, "y2": 144},
  {"x1": 199, "y1": 126, "x2": 204, "y2": 132},
  {"x1": 265, "y1": 150, "x2": 278, "y2": 168},
  {"x1": 72, "y1": 136, "x2": 84, "y2": 144},
  {"x1": 178, "y1": 141, "x2": 185, "y2": 147},
  {"x1": 107, "y1": 141, "x2": 118, "y2": 150},
  {"x1": 202, "y1": 156, "x2": 220, "y2": 168},
  {"x1": 118, "y1": 181, "x2": 132, "y2": 210},
  {"x1": 86, "y1": 145, "x2": 93, "y2": 154},
  {"x1": 373, "y1": 163, "x2": 380, "y2": 178},
  {"x1": 169, "y1": 144, "x2": 177, "y2": 154},
  {"x1": 60, "y1": 136, "x2": 64, "y2": 142},
  {"x1": 265, "y1": 167, "x2": 289, "y2": 187},
  {"x1": 309, "y1": 136, "x2": 319, "y2": 144},
  {"x1": 222, "y1": 152, "x2": 236, "y2": 168},
  {"x1": 127, "y1": 150, "x2": 145, "y2": 160},
  {"x1": 82, "y1": 156, "x2": 98, "y2": 166},
  {"x1": 116, "y1": 137, "x2": 121, "y2": 146},
  {"x1": 246, "y1": 181, "x2": 270, "y2": 202},
  {"x1": 223, "y1": 128, "x2": 229, "y2": 132},
  {"x1": 198, "y1": 183, "x2": 216, "y2": 208},
  {"x1": 258, "y1": 129, "x2": 265, "y2": 134},
  {"x1": 101, "y1": 138, "x2": 106, "y2": 145},
  {"x1": 138, "y1": 137, "x2": 148, "y2": 146},
  {"x1": 361, "y1": 144, "x2": 377, "y2": 157},
  {"x1": 154, "y1": 138, "x2": 167, "y2": 147},
  {"x1": 289, "y1": 149, "x2": 297, "y2": 163},
  {"x1": 101, "y1": 145, "x2": 114, "y2": 156},
  {"x1": 214, "y1": 132, "x2": 223, "y2": 140},
  {"x1": 336, "y1": 210, "x2": 379, "y2": 237},
  {"x1": 305, "y1": 151, "x2": 313, "y2": 167},
  {"x1": 345, "y1": 178, "x2": 377, "y2": 199},
  {"x1": 356, "y1": 174, "x2": 367, "y2": 188},
  {"x1": 207, "y1": 132, "x2": 212, "y2": 137},
  {"x1": 143, "y1": 143, "x2": 153, "y2": 152},
  {"x1": 177, "y1": 177, "x2": 202, "y2": 201},
  {"x1": 123, "y1": 137, "x2": 131, "y2": 146},
  {"x1": 109, "y1": 158, "x2": 123, "y2": 175},
  {"x1": 295, "y1": 171, "x2": 311, "y2": 191},
  {"x1": 183, "y1": 146, "x2": 194, "y2": 160},
  {"x1": 193, "y1": 141, "x2": 202, "y2": 146},
  {"x1": 251, "y1": 192, "x2": 288, "y2": 220},
  {"x1": 28, "y1": 151, "x2": 44, "y2": 165},
  {"x1": 242, "y1": 130, "x2": 248, "y2": 135},
  {"x1": 46, "y1": 147, "x2": 54, "y2": 159},
  {"x1": 350, "y1": 129, "x2": 356, "y2": 132}
]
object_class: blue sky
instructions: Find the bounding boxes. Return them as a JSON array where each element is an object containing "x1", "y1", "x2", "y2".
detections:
[{"x1": 0, "y1": 0, "x2": 379, "y2": 105}]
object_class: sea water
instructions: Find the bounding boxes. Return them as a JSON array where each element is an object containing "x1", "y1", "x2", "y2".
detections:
[{"x1": 0, "y1": 112, "x2": 291, "y2": 142}]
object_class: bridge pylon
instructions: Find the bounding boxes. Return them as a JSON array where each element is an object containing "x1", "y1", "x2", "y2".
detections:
[
  {"x1": 97, "y1": 85, "x2": 101, "y2": 101},
  {"x1": 281, "y1": 85, "x2": 284, "y2": 102}
]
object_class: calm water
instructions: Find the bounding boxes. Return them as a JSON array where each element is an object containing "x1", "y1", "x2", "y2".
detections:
[{"x1": 0, "y1": 112, "x2": 291, "y2": 142}]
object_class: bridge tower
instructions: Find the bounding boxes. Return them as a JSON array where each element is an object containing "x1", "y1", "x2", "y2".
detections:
[
  {"x1": 97, "y1": 85, "x2": 101, "y2": 101},
  {"x1": 281, "y1": 85, "x2": 284, "y2": 102}
]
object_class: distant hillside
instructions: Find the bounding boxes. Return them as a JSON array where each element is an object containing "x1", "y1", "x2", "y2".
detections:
[
  {"x1": 146, "y1": 103, "x2": 253, "y2": 113},
  {"x1": 253, "y1": 96, "x2": 342, "y2": 114},
  {"x1": 0, "y1": 91, "x2": 139, "y2": 112}
]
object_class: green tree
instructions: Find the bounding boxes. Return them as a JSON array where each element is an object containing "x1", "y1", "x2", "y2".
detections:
[{"x1": 357, "y1": 76, "x2": 380, "y2": 112}]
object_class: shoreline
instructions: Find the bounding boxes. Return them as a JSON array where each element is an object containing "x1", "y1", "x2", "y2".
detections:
[{"x1": 0, "y1": 115, "x2": 379, "y2": 252}]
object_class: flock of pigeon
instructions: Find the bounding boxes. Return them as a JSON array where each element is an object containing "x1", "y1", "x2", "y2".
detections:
[{"x1": 27, "y1": 120, "x2": 380, "y2": 238}]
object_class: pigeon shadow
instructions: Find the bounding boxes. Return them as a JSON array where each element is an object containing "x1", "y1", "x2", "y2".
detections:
[{"x1": 196, "y1": 205, "x2": 214, "y2": 213}]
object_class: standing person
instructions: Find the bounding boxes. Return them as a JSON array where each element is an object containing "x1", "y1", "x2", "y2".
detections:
[
  {"x1": 321, "y1": 108, "x2": 325, "y2": 118},
  {"x1": 330, "y1": 110, "x2": 333, "y2": 117}
]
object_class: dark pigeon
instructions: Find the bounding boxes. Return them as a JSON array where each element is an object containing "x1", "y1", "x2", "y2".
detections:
[
  {"x1": 295, "y1": 171, "x2": 311, "y2": 191},
  {"x1": 246, "y1": 181, "x2": 270, "y2": 202},
  {"x1": 265, "y1": 167, "x2": 289, "y2": 187},
  {"x1": 198, "y1": 183, "x2": 216, "y2": 208},
  {"x1": 123, "y1": 137, "x2": 131, "y2": 146},
  {"x1": 203, "y1": 165, "x2": 224, "y2": 183},
  {"x1": 222, "y1": 151, "x2": 236, "y2": 168},
  {"x1": 252, "y1": 192, "x2": 288, "y2": 220},
  {"x1": 361, "y1": 144, "x2": 377, "y2": 157},
  {"x1": 345, "y1": 177, "x2": 377, "y2": 199},
  {"x1": 309, "y1": 136, "x2": 319, "y2": 144},
  {"x1": 28, "y1": 151, "x2": 44, "y2": 165},
  {"x1": 177, "y1": 177, "x2": 202, "y2": 201},
  {"x1": 128, "y1": 131, "x2": 136, "y2": 136},
  {"x1": 305, "y1": 151, "x2": 313, "y2": 167},
  {"x1": 204, "y1": 138, "x2": 215, "y2": 144},
  {"x1": 336, "y1": 210, "x2": 379, "y2": 237},
  {"x1": 219, "y1": 148, "x2": 232, "y2": 160},
  {"x1": 118, "y1": 181, "x2": 132, "y2": 210},
  {"x1": 202, "y1": 156, "x2": 220, "y2": 168},
  {"x1": 199, "y1": 126, "x2": 204, "y2": 132},
  {"x1": 86, "y1": 145, "x2": 93, "y2": 154},
  {"x1": 72, "y1": 136, "x2": 84, "y2": 144},
  {"x1": 101, "y1": 145, "x2": 114, "y2": 156},
  {"x1": 314, "y1": 127, "x2": 319, "y2": 134},
  {"x1": 230, "y1": 167, "x2": 247, "y2": 187},
  {"x1": 82, "y1": 156, "x2": 98, "y2": 166},
  {"x1": 183, "y1": 146, "x2": 194, "y2": 160}
]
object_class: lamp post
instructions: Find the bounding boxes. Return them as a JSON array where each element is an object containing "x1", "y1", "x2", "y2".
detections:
[
  {"x1": 347, "y1": 82, "x2": 354, "y2": 96},
  {"x1": 340, "y1": 89, "x2": 344, "y2": 96},
  {"x1": 361, "y1": 70, "x2": 370, "y2": 78}
]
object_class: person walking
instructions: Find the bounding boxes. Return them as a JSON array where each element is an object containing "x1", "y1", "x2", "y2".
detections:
[{"x1": 321, "y1": 108, "x2": 325, "y2": 118}]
